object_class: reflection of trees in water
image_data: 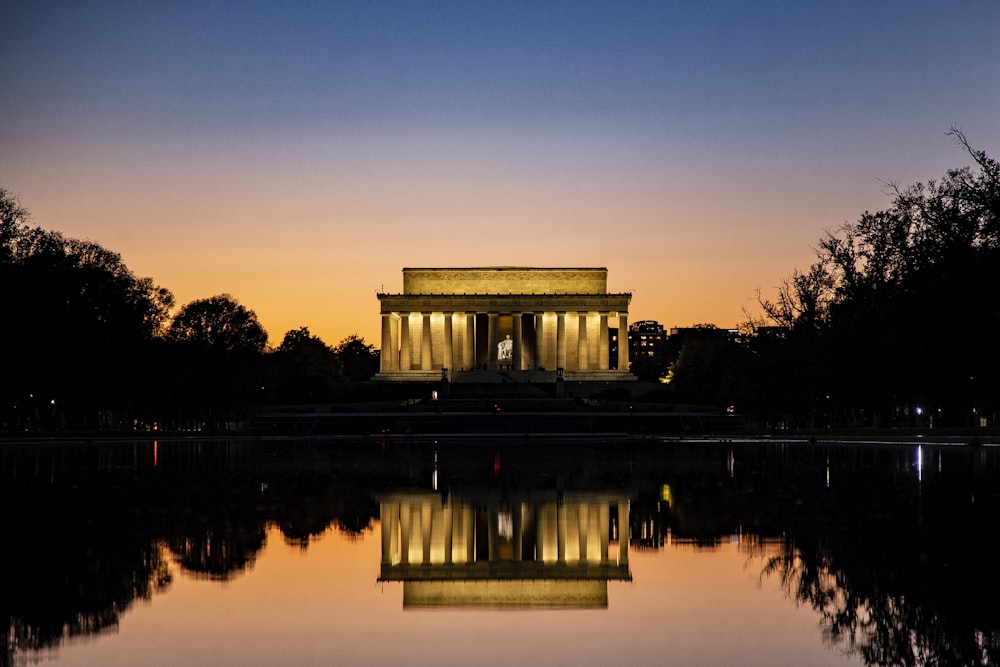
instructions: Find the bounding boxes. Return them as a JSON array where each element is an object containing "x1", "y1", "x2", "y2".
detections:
[
  {"x1": 157, "y1": 476, "x2": 268, "y2": 581},
  {"x1": 5, "y1": 439, "x2": 1000, "y2": 667},
  {"x1": 0, "y1": 482, "x2": 172, "y2": 667},
  {"x1": 749, "y1": 447, "x2": 1000, "y2": 666},
  {"x1": 623, "y1": 441, "x2": 1000, "y2": 666},
  {"x1": 761, "y1": 540, "x2": 1000, "y2": 666},
  {"x1": 0, "y1": 440, "x2": 382, "y2": 665},
  {"x1": 167, "y1": 526, "x2": 266, "y2": 581},
  {"x1": 262, "y1": 476, "x2": 378, "y2": 548}
]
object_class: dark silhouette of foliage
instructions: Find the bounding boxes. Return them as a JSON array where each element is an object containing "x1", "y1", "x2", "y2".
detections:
[
  {"x1": 333, "y1": 334, "x2": 379, "y2": 383},
  {"x1": 168, "y1": 294, "x2": 267, "y2": 354},
  {"x1": 266, "y1": 327, "x2": 343, "y2": 403},
  {"x1": 0, "y1": 188, "x2": 174, "y2": 430},
  {"x1": 0, "y1": 187, "x2": 392, "y2": 432},
  {"x1": 163, "y1": 295, "x2": 269, "y2": 430},
  {"x1": 666, "y1": 324, "x2": 746, "y2": 409},
  {"x1": 745, "y1": 129, "x2": 1000, "y2": 429}
]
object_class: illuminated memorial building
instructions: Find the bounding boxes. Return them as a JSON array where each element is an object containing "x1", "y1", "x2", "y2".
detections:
[
  {"x1": 375, "y1": 268, "x2": 633, "y2": 382},
  {"x1": 378, "y1": 490, "x2": 632, "y2": 608}
]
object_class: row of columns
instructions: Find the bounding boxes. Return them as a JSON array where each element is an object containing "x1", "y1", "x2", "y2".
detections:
[
  {"x1": 380, "y1": 499, "x2": 630, "y2": 567},
  {"x1": 380, "y1": 310, "x2": 629, "y2": 373}
]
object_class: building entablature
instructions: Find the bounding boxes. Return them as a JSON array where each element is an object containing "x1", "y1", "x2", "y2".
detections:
[
  {"x1": 377, "y1": 293, "x2": 632, "y2": 314},
  {"x1": 402, "y1": 267, "x2": 610, "y2": 295}
]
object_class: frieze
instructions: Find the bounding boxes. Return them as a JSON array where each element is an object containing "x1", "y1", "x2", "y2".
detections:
[
  {"x1": 402, "y1": 267, "x2": 610, "y2": 296},
  {"x1": 378, "y1": 292, "x2": 631, "y2": 314}
]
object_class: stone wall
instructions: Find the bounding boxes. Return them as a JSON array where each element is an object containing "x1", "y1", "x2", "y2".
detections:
[{"x1": 403, "y1": 267, "x2": 608, "y2": 295}]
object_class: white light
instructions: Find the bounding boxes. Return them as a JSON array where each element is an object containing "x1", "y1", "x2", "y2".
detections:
[{"x1": 498, "y1": 511, "x2": 513, "y2": 539}]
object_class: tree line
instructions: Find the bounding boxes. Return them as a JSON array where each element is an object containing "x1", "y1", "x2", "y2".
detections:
[
  {"x1": 662, "y1": 129, "x2": 999, "y2": 430},
  {"x1": 4, "y1": 129, "x2": 996, "y2": 432},
  {"x1": 0, "y1": 192, "x2": 378, "y2": 432}
]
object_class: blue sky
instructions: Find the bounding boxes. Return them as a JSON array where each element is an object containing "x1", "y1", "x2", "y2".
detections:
[{"x1": 3, "y1": 1, "x2": 998, "y2": 344}]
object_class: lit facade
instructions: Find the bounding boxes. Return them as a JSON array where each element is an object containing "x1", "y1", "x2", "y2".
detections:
[
  {"x1": 375, "y1": 267, "x2": 633, "y2": 381},
  {"x1": 378, "y1": 490, "x2": 632, "y2": 608}
]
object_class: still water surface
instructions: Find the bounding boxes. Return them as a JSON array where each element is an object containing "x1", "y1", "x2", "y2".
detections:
[{"x1": 2, "y1": 436, "x2": 997, "y2": 666}]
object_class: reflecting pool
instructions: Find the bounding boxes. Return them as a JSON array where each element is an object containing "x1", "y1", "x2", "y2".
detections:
[{"x1": 2, "y1": 436, "x2": 998, "y2": 666}]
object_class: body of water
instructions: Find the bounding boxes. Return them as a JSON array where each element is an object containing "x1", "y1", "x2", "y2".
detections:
[{"x1": 2, "y1": 436, "x2": 997, "y2": 666}]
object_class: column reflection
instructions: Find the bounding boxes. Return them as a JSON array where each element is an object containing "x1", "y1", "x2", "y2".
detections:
[{"x1": 378, "y1": 490, "x2": 632, "y2": 608}]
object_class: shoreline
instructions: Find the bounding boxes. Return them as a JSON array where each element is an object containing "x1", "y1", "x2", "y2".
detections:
[{"x1": 1, "y1": 430, "x2": 997, "y2": 447}]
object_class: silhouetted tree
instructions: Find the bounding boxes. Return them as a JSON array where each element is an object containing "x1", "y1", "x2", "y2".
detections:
[
  {"x1": 168, "y1": 294, "x2": 267, "y2": 354},
  {"x1": 333, "y1": 335, "x2": 379, "y2": 383},
  {"x1": 667, "y1": 325, "x2": 748, "y2": 409},
  {"x1": 0, "y1": 187, "x2": 174, "y2": 430},
  {"x1": 165, "y1": 295, "x2": 268, "y2": 429},
  {"x1": 266, "y1": 327, "x2": 342, "y2": 402},
  {"x1": 746, "y1": 129, "x2": 999, "y2": 428}
]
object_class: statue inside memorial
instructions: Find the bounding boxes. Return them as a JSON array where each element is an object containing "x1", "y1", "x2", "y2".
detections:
[{"x1": 497, "y1": 334, "x2": 513, "y2": 369}]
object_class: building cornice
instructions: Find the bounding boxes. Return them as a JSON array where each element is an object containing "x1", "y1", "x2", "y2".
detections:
[{"x1": 377, "y1": 292, "x2": 632, "y2": 313}]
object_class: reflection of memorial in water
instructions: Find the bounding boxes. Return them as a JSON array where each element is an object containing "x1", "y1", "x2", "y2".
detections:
[{"x1": 378, "y1": 490, "x2": 631, "y2": 608}]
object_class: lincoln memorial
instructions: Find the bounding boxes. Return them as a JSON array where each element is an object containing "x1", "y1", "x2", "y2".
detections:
[
  {"x1": 375, "y1": 267, "x2": 633, "y2": 382},
  {"x1": 378, "y1": 489, "x2": 632, "y2": 608}
]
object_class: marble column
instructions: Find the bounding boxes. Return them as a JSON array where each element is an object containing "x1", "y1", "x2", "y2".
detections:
[
  {"x1": 399, "y1": 313, "x2": 411, "y2": 371},
  {"x1": 420, "y1": 313, "x2": 432, "y2": 371},
  {"x1": 599, "y1": 503, "x2": 610, "y2": 564},
  {"x1": 421, "y1": 501, "x2": 432, "y2": 565},
  {"x1": 535, "y1": 503, "x2": 544, "y2": 562},
  {"x1": 442, "y1": 312, "x2": 453, "y2": 377},
  {"x1": 512, "y1": 503, "x2": 523, "y2": 561},
  {"x1": 464, "y1": 313, "x2": 476, "y2": 370},
  {"x1": 380, "y1": 314, "x2": 394, "y2": 372},
  {"x1": 587, "y1": 502, "x2": 601, "y2": 564},
  {"x1": 618, "y1": 312, "x2": 629, "y2": 371},
  {"x1": 556, "y1": 312, "x2": 567, "y2": 370},
  {"x1": 465, "y1": 508, "x2": 476, "y2": 563},
  {"x1": 381, "y1": 502, "x2": 398, "y2": 565},
  {"x1": 443, "y1": 504, "x2": 453, "y2": 564},
  {"x1": 557, "y1": 500, "x2": 567, "y2": 563},
  {"x1": 577, "y1": 312, "x2": 589, "y2": 371},
  {"x1": 534, "y1": 313, "x2": 545, "y2": 370},
  {"x1": 512, "y1": 312, "x2": 523, "y2": 371},
  {"x1": 399, "y1": 501, "x2": 411, "y2": 565},
  {"x1": 487, "y1": 312, "x2": 498, "y2": 370},
  {"x1": 577, "y1": 503, "x2": 589, "y2": 561},
  {"x1": 618, "y1": 501, "x2": 629, "y2": 565},
  {"x1": 599, "y1": 312, "x2": 610, "y2": 370},
  {"x1": 488, "y1": 502, "x2": 499, "y2": 562}
]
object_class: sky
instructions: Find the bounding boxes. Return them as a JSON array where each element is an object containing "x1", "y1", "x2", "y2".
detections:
[{"x1": 3, "y1": 1, "x2": 998, "y2": 347}]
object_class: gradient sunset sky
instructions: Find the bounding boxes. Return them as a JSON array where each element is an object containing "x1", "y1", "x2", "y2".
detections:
[{"x1": 3, "y1": 1, "x2": 998, "y2": 346}]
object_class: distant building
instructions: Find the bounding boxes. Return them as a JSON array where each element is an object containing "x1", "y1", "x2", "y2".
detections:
[
  {"x1": 668, "y1": 326, "x2": 738, "y2": 340},
  {"x1": 667, "y1": 326, "x2": 744, "y2": 350},
  {"x1": 629, "y1": 320, "x2": 666, "y2": 364}
]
